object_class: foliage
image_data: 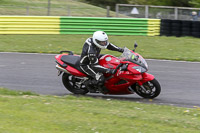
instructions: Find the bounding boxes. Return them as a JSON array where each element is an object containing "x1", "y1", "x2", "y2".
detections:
[
  {"x1": 189, "y1": 0, "x2": 200, "y2": 7},
  {"x1": 84, "y1": 0, "x2": 200, "y2": 10},
  {"x1": 154, "y1": 0, "x2": 190, "y2": 7},
  {"x1": 84, "y1": 0, "x2": 129, "y2": 10},
  {"x1": 127, "y1": 0, "x2": 191, "y2": 7}
]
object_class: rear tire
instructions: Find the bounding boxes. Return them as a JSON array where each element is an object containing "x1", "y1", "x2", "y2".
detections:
[
  {"x1": 132, "y1": 79, "x2": 161, "y2": 99},
  {"x1": 62, "y1": 73, "x2": 89, "y2": 95}
]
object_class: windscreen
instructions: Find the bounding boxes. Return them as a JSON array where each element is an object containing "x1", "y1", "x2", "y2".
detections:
[{"x1": 119, "y1": 47, "x2": 148, "y2": 69}]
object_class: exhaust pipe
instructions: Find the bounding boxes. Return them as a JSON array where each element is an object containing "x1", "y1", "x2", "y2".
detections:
[{"x1": 56, "y1": 64, "x2": 70, "y2": 74}]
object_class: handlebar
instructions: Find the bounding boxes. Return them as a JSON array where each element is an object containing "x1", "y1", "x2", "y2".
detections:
[
  {"x1": 113, "y1": 63, "x2": 123, "y2": 74},
  {"x1": 105, "y1": 63, "x2": 128, "y2": 81}
]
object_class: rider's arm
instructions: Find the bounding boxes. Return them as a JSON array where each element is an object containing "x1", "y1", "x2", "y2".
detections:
[
  {"x1": 88, "y1": 51, "x2": 116, "y2": 74},
  {"x1": 88, "y1": 51, "x2": 109, "y2": 73},
  {"x1": 107, "y1": 43, "x2": 124, "y2": 53},
  {"x1": 87, "y1": 45, "x2": 113, "y2": 74}
]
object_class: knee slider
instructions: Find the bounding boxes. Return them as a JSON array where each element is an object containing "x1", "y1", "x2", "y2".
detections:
[{"x1": 98, "y1": 75, "x2": 105, "y2": 85}]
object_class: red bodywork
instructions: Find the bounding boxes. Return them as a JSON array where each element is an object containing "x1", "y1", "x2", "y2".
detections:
[
  {"x1": 55, "y1": 54, "x2": 86, "y2": 77},
  {"x1": 55, "y1": 51, "x2": 155, "y2": 95}
]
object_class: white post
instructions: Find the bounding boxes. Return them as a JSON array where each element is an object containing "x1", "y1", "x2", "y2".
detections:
[
  {"x1": 26, "y1": 6, "x2": 29, "y2": 16},
  {"x1": 47, "y1": 0, "x2": 51, "y2": 16},
  {"x1": 107, "y1": 6, "x2": 110, "y2": 17},
  {"x1": 67, "y1": 6, "x2": 71, "y2": 16},
  {"x1": 175, "y1": 7, "x2": 178, "y2": 20},
  {"x1": 145, "y1": 5, "x2": 149, "y2": 18},
  {"x1": 116, "y1": 4, "x2": 119, "y2": 17}
]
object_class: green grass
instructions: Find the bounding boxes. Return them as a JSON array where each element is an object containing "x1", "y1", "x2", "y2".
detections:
[
  {"x1": 1, "y1": 34, "x2": 200, "y2": 61},
  {"x1": 0, "y1": 0, "x2": 124, "y2": 17},
  {"x1": 0, "y1": 88, "x2": 200, "y2": 133}
]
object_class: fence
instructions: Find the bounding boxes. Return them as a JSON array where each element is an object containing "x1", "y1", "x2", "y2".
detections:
[
  {"x1": 0, "y1": 5, "x2": 114, "y2": 17},
  {"x1": 0, "y1": 16, "x2": 160, "y2": 36},
  {"x1": 2, "y1": 4, "x2": 200, "y2": 21},
  {"x1": 116, "y1": 4, "x2": 200, "y2": 21}
]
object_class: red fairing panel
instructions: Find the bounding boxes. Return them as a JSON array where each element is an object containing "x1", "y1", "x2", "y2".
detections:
[
  {"x1": 66, "y1": 65, "x2": 87, "y2": 77},
  {"x1": 55, "y1": 54, "x2": 87, "y2": 77},
  {"x1": 99, "y1": 55, "x2": 120, "y2": 69},
  {"x1": 104, "y1": 78, "x2": 133, "y2": 94},
  {"x1": 138, "y1": 73, "x2": 155, "y2": 85},
  {"x1": 116, "y1": 70, "x2": 142, "y2": 81},
  {"x1": 55, "y1": 54, "x2": 68, "y2": 66}
]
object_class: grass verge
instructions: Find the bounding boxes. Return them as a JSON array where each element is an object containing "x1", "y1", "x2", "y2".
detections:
[
  {"x1": 0, "y1": 0, "x2": 124, "y2": 17},
  {"x1": 0, "y1": 35, "x2": 200, "y2": 61},
  {"x1": 0, "y1": 88, "x2": 200, "y2": 133}
]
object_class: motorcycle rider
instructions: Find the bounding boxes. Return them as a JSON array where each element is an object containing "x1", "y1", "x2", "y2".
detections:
[{"x1": 80, "y1": 31, "x2": 124, "y2": 93}]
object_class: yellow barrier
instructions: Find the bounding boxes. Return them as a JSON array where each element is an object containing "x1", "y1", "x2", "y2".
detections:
[
  {"x1": 148, "y1": 19, "x2": 161, "y2": 36},
  {"x1": 0, "y1": 16, "x2": 60, "y2": 34},
  {"x1": 0, "y1": 16, "x2": 161, "y2": 35}
]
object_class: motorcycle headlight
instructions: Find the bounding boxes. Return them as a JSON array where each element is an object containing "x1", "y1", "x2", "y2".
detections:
[{"x1": 132, "y1": 66, "x2": 147, "y2": 73}]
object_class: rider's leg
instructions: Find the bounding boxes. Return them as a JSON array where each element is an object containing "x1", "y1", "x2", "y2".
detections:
[
  {"x1": 80, "y1": 65, "x2": 109, "y2": 93},
  {"x1": 97, "y1": 75, "x2": 109, "y2": 93},
  {"x1": 80, "y1": 65, "x2": 99, "y2": 92}
]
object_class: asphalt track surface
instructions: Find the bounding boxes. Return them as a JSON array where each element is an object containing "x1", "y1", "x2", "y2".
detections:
[{"x1": 0, "y1": 52, "x2": 200, "y2": 108}]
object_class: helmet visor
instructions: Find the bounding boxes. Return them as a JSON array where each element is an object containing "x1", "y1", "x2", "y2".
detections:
[{"x1": 95, "y1": 39, "x2": 108, "y2": 46}]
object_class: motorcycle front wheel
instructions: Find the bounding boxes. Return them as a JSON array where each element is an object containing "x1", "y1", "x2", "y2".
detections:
[
  {"x1": 132, "y1": 78, "x2": 161, "y2": 99},
  {"x1": 62, "y1": 73, "x2": 89, "y2": 95}
]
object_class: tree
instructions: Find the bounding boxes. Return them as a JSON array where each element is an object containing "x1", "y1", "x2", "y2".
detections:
[
  {"x1": 189, "y1": 0, "x2": 200, "y2": 7},
  {"x1": 84, "y1": 0, "x2": 129, "y2": 10},
  {"x1": 128, "y1": 0, "x2": 191, "y2": 7}
]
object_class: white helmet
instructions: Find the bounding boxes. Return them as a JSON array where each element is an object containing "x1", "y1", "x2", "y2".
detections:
[{"x1": 92, "y1": 31, "x2": 109, "y2": 49}]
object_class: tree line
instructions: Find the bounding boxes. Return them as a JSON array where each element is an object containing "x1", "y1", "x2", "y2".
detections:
[{"x1": 84, "y1": 0, "x2": 200, "y2": 10}]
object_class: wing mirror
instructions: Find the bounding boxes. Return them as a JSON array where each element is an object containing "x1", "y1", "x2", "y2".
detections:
[{"x1": 133, "y1": 42, "x2": 138, "y2": 52}]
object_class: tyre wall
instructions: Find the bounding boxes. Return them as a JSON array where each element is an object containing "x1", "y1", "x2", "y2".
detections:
[{"x1": 160, "y1": 19, "x2": 200, "y2": 38}]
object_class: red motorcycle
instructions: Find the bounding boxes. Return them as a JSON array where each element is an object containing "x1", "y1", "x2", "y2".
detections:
[{"x1": 55, "y1": 44, "x2": 161, "y2": 99}]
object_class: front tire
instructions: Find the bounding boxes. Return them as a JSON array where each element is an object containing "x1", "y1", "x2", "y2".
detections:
[
  {"x1": 133, "y1": 78, "x2": 161, "y2": 99},
  {"x1": 62, "y1": 73, "x2": 89, "y2": 95}
]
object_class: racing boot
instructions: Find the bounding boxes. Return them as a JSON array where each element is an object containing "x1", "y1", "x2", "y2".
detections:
[
  {"x1": 97, "y1": 75, "x2": 109, "y2": 94},
  {"x1": 84, "y1": 79, "x2": 97, "y2": 93},
  {"x1": 98, "y1": 85, "x2": 109, "y2": 94}
]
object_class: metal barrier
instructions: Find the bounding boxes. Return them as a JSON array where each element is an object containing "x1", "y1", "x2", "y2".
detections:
[
  {"x1": 0, "y1": 16, "x2": 60, "y2": 34},
  {"x1": 0, "y1": 16, "x2": 160, "y2": 36},
  {"x1": 60, "y1": 17, "x2": 160, "y2": 36},
  {"x1": 116, "y1": 4, "x2": 200, "y2": 21}
]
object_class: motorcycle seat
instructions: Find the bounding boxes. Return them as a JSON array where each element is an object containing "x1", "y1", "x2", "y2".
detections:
[{"x1": 61, "y1": 55, "x2": 84, "y2": 73}]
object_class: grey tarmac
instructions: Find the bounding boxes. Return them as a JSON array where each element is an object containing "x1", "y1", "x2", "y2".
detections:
[{"x1": 0, "y1": 52, "x2": 200, "y2": 108}]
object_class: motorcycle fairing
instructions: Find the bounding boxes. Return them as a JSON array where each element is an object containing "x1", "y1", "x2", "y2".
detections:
[
  {"x1": 104, "y1": 72, "x2": 154, "y2": 95},
  {"x1": 55, "y1": 54, "x2": 68, "y2": 68},
  {"x1": 99, "y1": 54, "x2": 120, "y2": 69},
  {"x1": 137, "y1": 73, "x2": 155, "y2": 86},
  {"x1": 66, "y1": 65, "x2": 86, "y2": 77},
  {"x1": 99, "y1": 54, "x2": 154, "y2": 94},
  {"x1": 104, "y1": 78, "x2": 133, "y2": 94},
  {"x1": 55, "y1": 54, "x2": 87, "y2": 77}
]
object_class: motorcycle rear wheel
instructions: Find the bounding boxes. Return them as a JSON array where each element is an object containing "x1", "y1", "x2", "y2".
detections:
[
  {"x1": 133, "y1": 78, "x2": 161, "y2": 99},
  {"x1": 62, "y1": 73, "x2": 89, "y2": 95}
]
